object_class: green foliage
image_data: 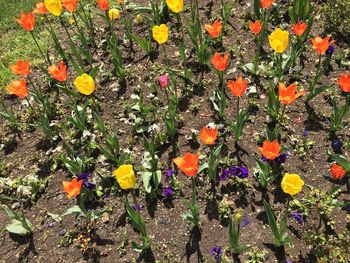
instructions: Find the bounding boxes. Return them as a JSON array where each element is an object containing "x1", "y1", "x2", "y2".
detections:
[
  {"x1": 219, "y1": 196, "x2": 234, "y2": 219},
  {"x1": 229, "y1": 211, "x2": 249, "y2": 254},
  {"x1": 288, "y1": 0, "x2": 311, "y2": 24},
  {"x1": 245, "y1": 247, "x2": 267, "y2": 263},
  {"x1": 182, "y1": 178, "x2": 200, "y2": 227},
  {"x1": 0, "y1": 204, "x2": 32, "y2": 236}
]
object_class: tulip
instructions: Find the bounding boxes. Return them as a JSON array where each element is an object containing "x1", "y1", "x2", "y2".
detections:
[
  {"x1": 135, "y1": 14, "x2": 143, "y2": 24},
  {"x1": 278, "y1": 83, "x2": 306, "y2": 104},
  {"x1": 337, "y1": 73, "x2": 350, "y2": 93},
  {"x1": 330, "y1": 163, "x2": 346, "y2": 180},
  {"x1": 33, "y1": 2, "x2": 47, "y2": 14},
  {"x1": 63, "y1": 178, "x2": 83, "y2": 198},
  {"x1": 117, "y1": 0, "x2": 124, "y2": 4},
  {"x1": 249, "y1": 20, "x2": 262, "y2": 35},
  {"x1": 10, "y1": 60, "x2": 30, "y2": 76},
  {"x1": 74, "y1": 73, "x2": 95, "y2": 95},
  {"x1": 311, "y1": 36, "x2": 336, "y2": 55},
  {"x1": 204, "y1": 20, "x2": 222, "y2": 39},
  {"x1": 48, "y1": 61, "x2": 67, "y2": 82},
  {"x1": 152, "y1": 24, "x2": 169, "y2": 45},
  {"x1": 173, "y1": 153, "x2": 199, "y2": 177},
  {"x1": 6, "y1": 79, "x2": 29, "y2": 99},
  {"x1": 260, "y1": 0, "x2": 274, "y2": 9},
  {"x1": 114, "y1": 164, "x2": 136, "y2": 190},
  {"x1": 212, "y1": 53, "x2": 229, "y2": 72},
  {"x1": 281, "y1": 173, "x2": 304, "y2": 196},
  {"x1": 292, "y1": 21, "x2": 307, "y2": 37},
  {"x1": 199, "y1": 126, "x2": 218, "y2": 145},
  {"x1": 108, "y1": 8, "x2": 120, "y2": 20},
  {"x1": 62, "y1": 0, "x2": 78, "y2": 12},
  {"x1": 44, "y1": 0, "x2": 63, "y2": 16},
  {"x1": 269, "y1": 28, "x2": 289, "y2": 53},
  {"x1": 258, "y1": 139, "x2": 281, "y2": 160},
  {"x1": 166, "y1": 0, "x2": 184, "y2": 13},
  {"x1": 16, "y1": 12, "x2": 35, "y2": 31},
  {"x1": 159, "y1": 75, "x2": 169, "y2": 89},
  {"x1": 97, "y1": 0, "x2": 109, "y2": 11},
  {"x1": 227, "y1": 76, "x2": 247, "y2": 97}
]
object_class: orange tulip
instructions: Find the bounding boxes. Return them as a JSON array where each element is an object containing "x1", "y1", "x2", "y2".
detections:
[
  {"x1": 311, "y1": 36, "x2": 336, "y2": 55},
  {"x1": 212, "y1": 52, "x2": 229, "y2": 72},
  {"x1": 337, "y1": 73, "x2": 350, "y2": 93},
  {"x1": 16, "y1": 12, "x2": 35, "y2": 31},
  {"x1": 249, "y1": 20, "x2": 262, "y2": 35},
  {"x1": 260, "y1": 0, "x2": 273, "y2": 9},
  {"x1": 278, "y1": 83, "x2": 306, "y2": 104},
  {"x1": 227, "y1": 76, "x2": 247, "y2": 97},
  {"x1": 258, "y1": 139, "x2": 281, "y2": 160},
  {"x1": 33, "y1": 2, "x2": 47, "y2": 14},
  {"x1": 97, "y1": 0, "x2": 109, "y2": 10},
  {"x1": 199, "y1": 126, "x2": 218, "y2": 145},
  {"x1": 173, "y1": 153, "x2": 199, "y2": 177},
  {"x1": 10, "y1": 60, "x2": 30, "y2": 76},
  {"x1": 330, "y1": 163, "x2": 346, "y2": 180},
  {"x1": 6, "y1": 79, "x2": 29, "y2": 99},
  {"x1": 63, "y1": 178, "x2": 83, "y2": 198},
  {"x1": 292, "y1": 21, "x2": 307, "y2": 37},
  {"x1": 204, "y1": 20, "x2": 222, "y2": 39},
  {"x1": 48, "y1": 61, "x2": 67, "y2": 82},
  {"x1": 62, "y1": 0, "x2": 78, "y2": 12}
]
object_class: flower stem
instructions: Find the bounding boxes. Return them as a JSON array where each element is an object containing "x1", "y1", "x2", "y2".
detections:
[{"x1": 30, "y1": 31, "x2": 49, "y2": 64}]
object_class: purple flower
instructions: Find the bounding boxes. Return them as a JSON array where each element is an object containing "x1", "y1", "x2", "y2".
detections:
[
  {"x1": 210, "y1": 246, "x2": 223, "y2": 262},
  {"x1": 290, "y1": 212, "x2": 303, "y2": 225},
  {"x1": 166, "y1": 169, "x2": 174, "y2": 177},
  {"x1": 346, "y1": 205, "x2": 350, "y2": 213},
  {"x1": 162, "y1": 187, "x2": 174, "y2": 197},
  {"x1": 232, "y1": 166, "x2": 249, "y2": 179},
  {"x1": 332, "y1": 139, "x2": 342, "y2": 152},
  {"x1": 59, "y1": 229, "x2": 66, "y2": 236},
  {"x1": 303, "y1": 130, "x2": 309, "y2": 137},
  {"x1": 286, "y1": 260, "x2": 293, "y2": 263},
  {"x1": 326, "y1": 45, "x2": 335, "y2": 56},
  {"x1": 219, "y1": 168, "x2": 231, "y2": 181},
  {"x1": 77, "y1": 172, "x2": 96, "y2": 190},
  {"x1": 276, "y1": 153, "x2": 289, "y2": 164},
  {"x1": 241, "y1": 216, "x2": 249, "y2": 227},
  {"x1": 131, "y1": 204, "x2": 143, "y2": 211}
]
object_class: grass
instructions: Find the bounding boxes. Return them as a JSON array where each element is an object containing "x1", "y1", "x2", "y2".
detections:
[{"x1": 0, "y1": 0, "x2": 49, "y2": 88}]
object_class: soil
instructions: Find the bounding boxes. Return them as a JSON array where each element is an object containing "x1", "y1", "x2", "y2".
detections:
[{"x1": 0, "y1": 0, "x2": 349, "y2": 263}]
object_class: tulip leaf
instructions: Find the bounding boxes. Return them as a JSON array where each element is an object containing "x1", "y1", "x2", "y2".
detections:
[
  {"x1": 327, "y1": 151, "x2": 350, "y2": 172},
  {"x1": 141, "y1": 171, "x2": 153, "y2": 193},
  {"x1": 0, "y1": 204, "x2": 32, "y2": 236}
]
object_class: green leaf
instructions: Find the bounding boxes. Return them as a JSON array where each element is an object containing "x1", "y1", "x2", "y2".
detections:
[
  {"x1": 61, "y1": 205, "x2": 86, "y2": 218},
  {"x1": 263, "y1": 200, "x2": 281, "y2": 246},
  {"x1": 6, "y1": 220, "x2": 32, "y2": 236},
  {"x1": 327, "y1": 151, "x2": 350, "y2": 172},
  {"x1": 142, "y1": 171, "x2": 153, "y2": 193}
]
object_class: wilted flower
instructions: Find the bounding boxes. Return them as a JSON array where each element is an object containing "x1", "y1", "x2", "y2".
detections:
[
  {"x1": 166, "y1": 0, "x2": 184, "y2": 13},
  {"x1": 330, "y1": 163, "x2": 346, "y2": 180},
  {"x1": 199, "y1": 126, "x2": 218, "y2": 145},
  {"x1": 10, "y1": 60, "x2": 30, "y2": 76},
  {"x1": 269, "y1": 28, "x2": 289, "y2": 53},
  {"x1": 152, "y1": 24, "x2": 169, "y2": 45},
  {"x1": 63, "y1": 178, "x2": 83, "y2": 198},
  {"x1": 292, "y1": 21, "x2": 307, "y2": 37},
  {"x1": 16, "y1": 12, "x2": 35, "y2": 31},
  {"x1": 109, "y1": 8, "x2": 120, "y2": 20},
  {"x1": 258, "y1": 140, "x2": 281, "y2": 160},
  {"x1": 33, "y1": 2, "x2": 47, "y2": 14},
  {"x1": 337, "y1": 73, "x2": 350, "y2": 93},
  {"x1": 205, "y1": 20, "x2": 222, "y2": 39},
  {"x1": 210, "y1": 246, "x2": 223, "y2": 263},
  {"x1": 48, "y1": 61, "x2": 67, "y2": 82},
  {"x1": 212, "y1": 52, "x2": 229, "y2": 72},
  {"x1": 290, "y1": 211, "x2": 303, "y2": 225},
  {"x1": 227, "y1": 76, "x2": 248, "y2": 97},
  {"x1": 6, "y1": 79, "x2": 29, "y2": 99},
  {"x1": 74, "y1": 73, "x2": 95, "y2": 95},
  {"x1": 44, "y1": 0, "x2": 63, "y2": 16},
  {"x1": 281, "y1": 173, "x2": 304, "y2": 196},
  {"x1": 249, "y1": 20, "x2": 262, "y2": 35},
  {"x1": 278, "y1": 82, "x2": 306, "y2": 104},
  {"x1": 114, "y1": 164, "x2": 136, "y2": 190},
  {"x1": 311, "y1": 36, "x2": 336, "y2": 55},
  {"x1": 159, "y1": 74, "x2": 169, "y2": 89},
  {"x1": 173, "y1": 153, "x2": 199, "y2": 177}
]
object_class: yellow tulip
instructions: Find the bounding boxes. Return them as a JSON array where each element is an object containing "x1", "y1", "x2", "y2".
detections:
[
  {"x1": 166, "y1": 0, "x2": 184, "y2": 13},
  {"x1": 44, "y1": 0, "x2": 63, "y2": 17},
  {"x1": 281, "y1": 173, "x2": 304, "y2": 196},
  {"x1": 117, "y1": 0, "x2": 124, "y2": 4},
  {"x1": 114, "y1": 164, "x2": 136, "y2": 190},
  {"x1": 73, "y1": 74, "x2": 95, "y2": 95},
  {"x1": 135, "y1": 14, "x2": 143, "y2": 24},
  {"x1": 269, "y1": 28, "x2": 289, "y2": 53},
  {"x1": 152, "y1": 24, "x2": 169, "y2": 45},
  {"x1": 109, "y1": 9, "x2": 120, "y2": 20}
]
